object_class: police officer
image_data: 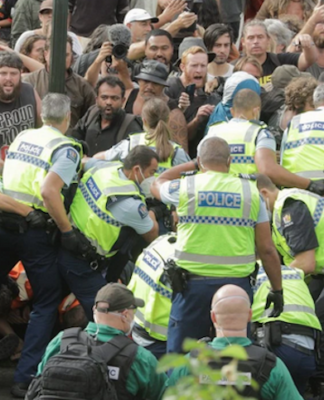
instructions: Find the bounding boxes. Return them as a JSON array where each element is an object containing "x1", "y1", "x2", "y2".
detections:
[
  {"x1": 57, "y1": 145, "x2": 160, "y2": 322},
  {"x1": 203, "y1": 89, "x2": 324, "y2": 194},
  {"x1": 0, "y1": 93, "x2": 83, "y2": 397},
  {"x1": 151, "y1": 137, "x2": 283, "y2": 353},
  {"x1": 281, "y1": 83, "x2": 324, "y2": 193},
  {"x1": 252, "y1": 264, "x2": 321, "y2": 395},
  {"x1": 256, "y1": 174, "x2": 324, "y2": 392},
  {"x1": 128, "y1": 233, "x2": 175, "y2": 359}
]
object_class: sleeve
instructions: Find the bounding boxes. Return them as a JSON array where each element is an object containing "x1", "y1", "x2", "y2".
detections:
[
  {"x1": 159, "y1": 180, "x2": 180, "y2": 207},
  {"x1": 83, "y1": 158, "x2": 107, "y2": 172},
  {"x1": 172, "y1": 148, "x2": 191, "y2": 166},
  {"x1": 108, "y1": 198, "x2": 154, "y2": 235},
  {"x1": 37, "y1": 332, "x2": 63, "y2": 375},
  {"x1": 104, "y1": 140, "x2": 129, "y2": 161},
  {"x1": 261, "y1": 357, "x2": 304, "y2": 400},
  {"x1": 116, "y1": 0, "x2": 129, "y2": 23},
  {"x1": 281, "y1": 199, "x2": 319, "y2": 255},
  {"x1": 279, "y1": 128, "x2": 288, "y2": 165},
  {"x1": 127, "y1": 347, "x2": 167, "y2": 400},
  {"x1": 10, "y1": 1, "x2": 33, "y2": 47},
  {"x1": 70, "y1": 114, "x2": 87, "y2": 141},
  {"x1": 256, "y1": 195, "x2": 269, "y2": 224},
  {"x1": 50, "y1": 146, "x2": 80, "y2": 186},
  {"x1": 255, "y1": 129, "x2": 276, "y2": 152},
  {"x1": 80, "y1": 81, "x2": 96, "y2": 120},
  {"x1": 277, "y1": 52, "x2": 300, "y2": 67}
]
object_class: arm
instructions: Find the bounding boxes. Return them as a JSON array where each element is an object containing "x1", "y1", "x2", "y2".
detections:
[
  {"x1": 169, "y1": 108, "x2": 188, "y2": 153},
  {"x1": 84, "y1": 42, "x2": 112, "y2": 87},
  {"x1": 296, "y1": 34, "x2": 318, "y2": 71},
  {"x1": 255, "y1": 148, "x2": 310, "y2": 189},
  {"x1": 153, "y1": 0, "x2": 186, "y2": 29},
  {"x1": 290, "y1": 249, "x2": 316, "y2": 275},
  {"x1": 141, "y1": 211, "x2": 159, "y2": 243},
  {"x1": 116, "y1": 0, "x2": 129, "y2": 24},
  {"x1": 165, "y1": 12, "x2": 197, "y2": 37},
  {"x1": 187, "y1": 105, "x2": 215, "y2": 141},
  {"x1": 255, "y1": 222, "x2": 282, "y2": 291},
  {"x1": 151, "y1": 160, "x2": 197, "y2": 201},
  {"x1": 0, "y1": 18, "x2": 12, "y2": 28},
  {"x1": 0, "y1": 44, "x2": 44, "y2": 72},
  {"x1": 0, "y1": 193, "x2": 33, "y2": 216},
  {"x1": 40, "y1": 172, "x2": 72, "y2": 233},
  {"x1": 113, "y1": 58, "x2": 134, "y2": 91},
  {"x1": 34, "y1": 89, "x2": 42, "y2": 128},
  {"x1": 127, "y1": 41, "x2": 146, "y2": 61}
]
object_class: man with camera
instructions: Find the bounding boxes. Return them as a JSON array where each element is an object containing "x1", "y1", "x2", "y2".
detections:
[{"x1": 151, "y1": 136, "x2": 283, "y2": 353}]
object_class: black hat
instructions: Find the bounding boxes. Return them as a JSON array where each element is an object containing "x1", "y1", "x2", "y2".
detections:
[
  {"x1": 95, "y1": 283, "x2": 144, "y2": 312},
  {"x1": 176, "y1": 37, "x2": 215, "y2": 66},
  {"x1": 135, "y1": 60, "x2": 169, "y2": 87}
]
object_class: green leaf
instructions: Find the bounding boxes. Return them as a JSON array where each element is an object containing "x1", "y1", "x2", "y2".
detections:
[
  {"x1": 156, "y1": 353, "x2": 190, "y2": 373},
  {"x1": 182, "y1": 338, "x2": 210, "y2": 352},
  {"x1": 219, "y1": 345, "x2": 248, "y2": 360}
]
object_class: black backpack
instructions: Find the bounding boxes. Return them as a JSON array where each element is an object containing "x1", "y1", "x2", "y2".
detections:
[
  {"x1": 193, "y1": 344, "x2": 276, "y2": 400},
  {"x1": 26, "y1": 327, "x2": 137, "y2": 400}
]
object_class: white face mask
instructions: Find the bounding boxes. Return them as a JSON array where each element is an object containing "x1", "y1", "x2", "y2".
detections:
[{"x1": 140, "y1": 176, "x2": 155, "y2": 198}]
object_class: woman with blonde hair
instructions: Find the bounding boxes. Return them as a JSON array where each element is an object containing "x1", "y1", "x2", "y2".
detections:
[
  {"x1": 94, "y1": 98, "x2": 190, "y2": 180},
  {"x1": 256, "y1": 0, "x2": 316, "y2": 22}
]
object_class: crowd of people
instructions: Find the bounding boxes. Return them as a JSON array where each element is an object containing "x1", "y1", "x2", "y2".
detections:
[{"x1": 1, "y1": 0, "x2": 324, "y2": 399}]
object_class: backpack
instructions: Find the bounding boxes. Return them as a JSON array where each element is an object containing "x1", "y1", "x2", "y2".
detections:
[
  {"x1": 193, "y1": 344, "x2": 276, "y2": 400},
  {"x1": 26, "y1": 327, "x2": 137, "y2": 400}
]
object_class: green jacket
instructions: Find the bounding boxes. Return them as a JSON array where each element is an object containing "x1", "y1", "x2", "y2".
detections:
[
  {"x1": 38, "y1": 322, "x2": 167, "y2": 400},
  {"x1": 167, "y1": 337, "x2": 303, "y2": 400},
  {"x1": 11, "y1": 0, "x2": 42, "y2": 47}
]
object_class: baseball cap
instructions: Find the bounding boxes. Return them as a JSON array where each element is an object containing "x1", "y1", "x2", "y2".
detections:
[
  {"x1": 175, "y1": 37, "x2": 215, "y2": 66},
  {"x1": 95, "y1": 283, "x2": 145, "y2": 312},
  {"x1": 124, "y1": 8, "x2": 159, "y2": 25},
  {"x1": 271, "y1": 65, "x2": 312, "y2": 89},
  {"x1": 39, "y1": 0, "x2": 53, "y2": 13},
  {"x1": 135, "y1": 60, "x2": 170, "y2": 86}
]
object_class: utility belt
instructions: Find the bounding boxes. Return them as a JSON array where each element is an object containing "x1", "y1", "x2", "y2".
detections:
[
  {"x1": 252, "y1": 321, "x2": 320, "y2": 359},
  {"x1": 0, "y1": 210, "x2": 50, "y2": 233}
]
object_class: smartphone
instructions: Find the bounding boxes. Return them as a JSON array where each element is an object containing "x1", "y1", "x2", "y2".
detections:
[{"x1": 185, "y1": 83, "x2": 196, "y2": 102}]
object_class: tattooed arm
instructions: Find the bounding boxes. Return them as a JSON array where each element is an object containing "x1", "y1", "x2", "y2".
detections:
[{"x1": 169, "y1": 108, "x2": 188, "y2": 153}]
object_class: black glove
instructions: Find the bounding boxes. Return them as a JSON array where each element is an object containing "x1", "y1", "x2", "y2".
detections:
[
  {"x1": 25, "y1": 210, "x2": 47, "y2": 229},
  {"x1": 61, "y1": 227, "x2": 96, "y2": 258},
  {"x1": 265, "y1": 289, "x2": 284, "y2": 318},
  {"x1": 307, "y1": 179, "x2": 324, "y2": 196}
]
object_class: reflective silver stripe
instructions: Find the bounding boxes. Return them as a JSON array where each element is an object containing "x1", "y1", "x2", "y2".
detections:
[
  {"x1": 241, "y1": 179, "x2": 252, "y2": 220},
  {"x1": 186, "y1": 175, "x2": 196, "y2": 216},
  {"x1": 89, "y1": 162, "x2": 121, "y2": 175},
  {"x1": 314, "y1": 198, "x2": 324, "y2": 227},
  {"x1": 102, "y1": 184, "x2": 137, "y2": 195},
  {"x1": 2, "y1": 189, "x2": 44, "y2": 207},
  {"x1": 244, "y1": 125, "x2": 261, "y2": 142},
  {"x1": 135, "y1": 309, "x2": 168, "y2": 336},
  {"x1": 134, "y1": 266, "x2": 172, "y2": 299},
  {"x1": 296, "y1": 171, "x2": 324, "y2": 179},
  {"x1": 262, "y1": 304, "x2": 316, "y2": 318},
  {"x1": 174, "y1": 249, "x2": 255, "y2": 265},
  {"x1": 46, "y1": 137, "x2": 70, "y2": 149}
]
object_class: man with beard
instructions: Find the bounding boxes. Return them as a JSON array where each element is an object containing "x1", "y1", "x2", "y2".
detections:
[
  {"x1": 203, "y1": 23, "x2": 234, "y2": 80},
  {"x1": 0, "y1": 51, "x2": 41, "y2": 160},
  {"x1": 71, "y1": 76, "x2": 143, "y2": 156}
]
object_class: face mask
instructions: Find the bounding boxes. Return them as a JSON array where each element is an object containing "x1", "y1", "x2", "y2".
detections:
[
  {"x1": 135, "y1": 167, "x2": 145, "y2": 187},
  {"x1": 140, "y1": 176, "x2": 155, "y2": 198}
]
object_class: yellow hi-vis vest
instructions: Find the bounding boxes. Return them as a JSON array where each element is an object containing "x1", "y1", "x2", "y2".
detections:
[
  {"x1": 206, "y1": 120, "x2": 267, "y2": 175},
  {"x1": 252, "y1": 264, "x2": 321, "y2": 331},
  {"x1": 70, "y1": 162, "x2": 145, "y2": 257},
  {"x1": 272, "y1": 188, "x2": 324, "y2": 274},
  {"x1": 175, "y1": 171, "x2": 260, "y2": 277},
  {"x1": 281, "y1": 110, "x2": 324, "y2": 179},
  {"x1": 3, "y1": 126, "x2": 82, "y2": 212},
  {"x1": 129, "y1": 132, "x2": 180, "y2": 175},
  {"x1": 128, "y1": 233, "x2": 175, "y2": 341}
]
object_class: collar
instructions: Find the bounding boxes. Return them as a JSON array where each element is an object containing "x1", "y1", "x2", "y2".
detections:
[
  {"x1": 210, "y1": 336, "x2": 252, "y2": 349},
  {"x1": 85, "y1": 321, "x2": 125, "y2": 341}
]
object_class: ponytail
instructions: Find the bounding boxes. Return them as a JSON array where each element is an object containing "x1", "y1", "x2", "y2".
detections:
[{"x1": 146, "y1": 120, "x2": 174, "y2": 162}]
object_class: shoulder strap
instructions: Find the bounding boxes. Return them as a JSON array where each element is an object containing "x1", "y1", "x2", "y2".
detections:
[
  {"x1": 92, "y1": 335, "x2": 135, "y2": 364},
  {"x1": 246, "y1": 345, "x2": 276, "y2": 386},
  {"x1": 116, "y1": 114, "x2": 136, "y2": 144}
]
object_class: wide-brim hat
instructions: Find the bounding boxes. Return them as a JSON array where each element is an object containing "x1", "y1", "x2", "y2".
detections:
[{"x1": 135, "y1": 59, "x2": 170, "y2": 87}]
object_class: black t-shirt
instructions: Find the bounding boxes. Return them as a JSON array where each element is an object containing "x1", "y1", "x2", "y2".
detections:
[
  {"x1": 281, "y1": 198, "x2": 318, "y2": 255},
  {"x1": 259, "y1": 52, "x2": 300, "y2": 86}
]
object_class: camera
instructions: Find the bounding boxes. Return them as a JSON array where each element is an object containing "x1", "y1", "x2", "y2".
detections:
[{"x1": 106, "y1": 44, "x2": 129, "y2": 63}]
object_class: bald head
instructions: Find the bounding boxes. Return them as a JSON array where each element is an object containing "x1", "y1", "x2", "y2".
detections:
[
  {"x1": 198, "y1": 137, "x2": 230, "y2": 170},
  {"x1": 211, "y1": 285, "x2": 251, "y2": 336}
]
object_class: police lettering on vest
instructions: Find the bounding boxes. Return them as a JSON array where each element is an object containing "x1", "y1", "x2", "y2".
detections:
[{"x1": 198, "y1": 191, "x2": 242, "y2": 209}]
